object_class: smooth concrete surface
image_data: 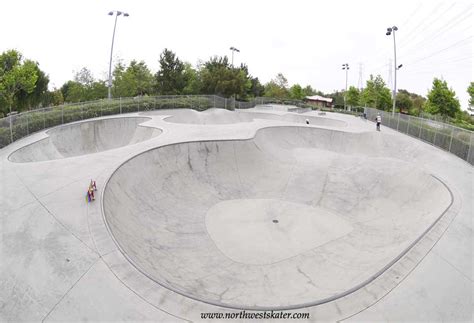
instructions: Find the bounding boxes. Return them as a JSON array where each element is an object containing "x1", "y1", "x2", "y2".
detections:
[
  {"x1": 103, "y1": 127, "x2": 452, "y2": 309},
  {"x1": 0, "y1": 107, "x2": 472, "y2": 322},
  {"x1": 142, "y1": 108, "x2": 347, "y2": 127},
  {"x1": 9, "y1": 117, "x2": 161, "y2": 162}
]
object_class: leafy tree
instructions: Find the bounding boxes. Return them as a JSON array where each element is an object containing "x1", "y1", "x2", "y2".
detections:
[
  {"x1": 113, "y1": 60, "x2": 153, "y2": 97},
  {"x1": 15, "y1": 63, "x2": 49, "y2": 110},
  {"x1": 61, "y1": 68, "x2": 108, "y2": 102},
  {"x1": 200, "y1": 56, "x2": 250, "y2": 98},
  {"x1": 264, "y1": 73, "x2": 289, "y2": 98},
  {"x1": 289, "y1": 84, "x2": 304, "y2": 100},
  {"x1": 155, "y1": 49, "x2": 186, "y2": 95},
  {"x1": 248, "y1": 76, "x2": 265, "y2": 97},
  {"x1": 328, "y1": 91, "x2": 344, "y2": 107},
  {"x1": 424, "y1": 78, "x2": 460, "y2": 118},
  {"x1": 61, "y1": 80, "x2": 85, "y2": 102},
  {"x1": 182, "y1": 62, "x2": 201, "y2": 95},
  {"x1": 361, "y1": 75, "x2": 392, "y2": 110},
  {"x1": 74, "y1": 67, "x2": 94, "y2": 86},
  {"x1": 467, "y1": 82, "x2": 474, "y2": 106},
  {"x1": 346, "y1": 86, "x2": 360, "y2": 107},
  {"x1": 395, "y1": 91, "x2": 413, "y2": 112},
  {"x1": 301, "y1": 85, "x2": 324, "y2": 97},
  {"x1": 0, "y1": 50, "x2": 38, "y2": 116},
  {"x1": 289, "y1": 84, "x2": 306, "y2": 100}
]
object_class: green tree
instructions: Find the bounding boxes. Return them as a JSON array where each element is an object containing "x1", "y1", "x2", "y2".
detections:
[
  {"x1": 467, "y1": 82, "x2": 474, "y2": 106},
  {"x1": 0, "y1": 50, "x2": 38, "y2": 116},
  {"x1": 395, "y1": 91, "x2": 413, "y2": 112},
  {"x1": 289, "y1": 84, "x2": 304, "y2": 100},
  {"x1": 113, "y1": 60, "x2": 153, "y2": 97},
  {"x1": 61, "y1": 67, "x2": 108, "y2": 102},
  {"x1": 15, "y1": 64, "x2": 49, "y2": 110},
  {"x1": 200, "y1": 56, "x2": 250, "y2": 98},
  {"x1": 361, "y1": 75, "x2": 392, "y2": 110},
  {"x1": 264, "y1": 73, "x2": 288, "y2": 98},
  {"x1": 182, "y1": 62, "x2": 201, "y2": 95},
  {"x1": 424, "y1": 78, "x2": 460, "y2": 118},
  {"x1": 328, "y1": 91, "x2": 344, "y2": 107},
  {"x1": 346, "y1": 86, "x2": 360, "y2": 107},
  {"x1": 155, "y1": 49, "x2": 186, "y2": 95},
  {"x1": 248, "y1": 77, "x2": 265, "y2": 97},
  {"x1": 302, "y1": 85, "x2": 324, "y2": 97}
]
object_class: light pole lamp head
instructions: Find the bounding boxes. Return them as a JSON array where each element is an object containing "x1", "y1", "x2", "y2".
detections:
[
  {"x1": 117, "y1": 11, "x2": 122, "y2": 16},
  {"x1": 393, "y1": 26, "x2": 398, "y2": 31},
  {"x1": 108, "y1": 11, "x2": 114, "y2": 15},
  {"x1": 397, "y1": 64, "x2": 403, "y2": 69},
  {"x1": 124, "y1": 13, "x2": 129, "y2": 17}
]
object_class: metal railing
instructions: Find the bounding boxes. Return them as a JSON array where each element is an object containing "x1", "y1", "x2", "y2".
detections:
[{"x1": 365, "y1": 107, "x2": 473, "y2": 165}]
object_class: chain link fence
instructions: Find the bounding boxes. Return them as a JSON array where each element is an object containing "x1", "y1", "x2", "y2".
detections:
[
  {"x1": 1, "y1": 96, "x2": 472, "y2": 165},
  {"x1": 0, "y1": 95, "x2": 237, "y2": 148},
  {"x1": 365, "y1": 107, "x2": 473, "y2": 165}
]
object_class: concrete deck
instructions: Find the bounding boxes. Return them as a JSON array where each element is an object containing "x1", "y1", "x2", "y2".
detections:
[{"x1": 0, "y1": 107, "x2": 472, "y2": 322}]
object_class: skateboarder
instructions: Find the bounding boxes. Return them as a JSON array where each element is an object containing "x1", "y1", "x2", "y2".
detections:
[{"x1": 375, "y1": 114, "x2": 381, "y2": 131}]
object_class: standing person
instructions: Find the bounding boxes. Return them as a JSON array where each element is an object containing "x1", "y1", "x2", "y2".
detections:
[{"x1": 375, "y1": 114, "x2": 382, "y2": 131}]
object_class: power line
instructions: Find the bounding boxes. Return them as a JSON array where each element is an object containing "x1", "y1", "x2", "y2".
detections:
[
  {"x1": 398, "y1": 2, "x2": 457, "y2": 50},
  {"x1": 403, "y1": 35, "x2": 473, "y2": 66},
  {"x1": 398, "y1": 6, "x2": 473, "y2": 56},
  {"x1": 397, "y1": 2, "x2": 445, "y2": 47},
  {"x1": 400, "y1": 2, "x2": 423, "y2": 28}
]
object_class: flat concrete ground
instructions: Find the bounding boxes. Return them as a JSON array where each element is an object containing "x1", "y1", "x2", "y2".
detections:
[{"x1": 0, "y1": 107, "x2": 472, "y2": 322}]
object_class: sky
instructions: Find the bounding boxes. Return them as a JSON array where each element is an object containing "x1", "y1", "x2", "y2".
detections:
[{"x1": 1, "y1": 0, "x2": 472, "y2": 109}]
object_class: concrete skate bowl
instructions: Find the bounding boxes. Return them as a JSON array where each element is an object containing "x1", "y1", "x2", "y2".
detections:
[
  {"x1": 9, "y1": 117, "x2": 161, "y2": 163},
  {"x1": 103, "y1": 126, "x2": 453, "y2": 310},
  {"x1": 143, "y1": 108, "x2": 347, "y2": 127}
]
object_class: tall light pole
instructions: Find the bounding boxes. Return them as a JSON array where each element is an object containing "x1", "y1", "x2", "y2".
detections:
[
  {"x1": 108, "y1": 10, "x2": 129, "y2": 99},
  {"x1": 229, "y1": 46, "x2": 240, "y2": 67},
  {"x1": 342, "y1": 63, "x2": 349, "y2": 110},
  {"x1": 386, "y1": 26, "x2": 398, "y2": 116}
]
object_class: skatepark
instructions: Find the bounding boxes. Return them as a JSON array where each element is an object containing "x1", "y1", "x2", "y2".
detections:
[{"x1": 0, "y1": 105, "x2": 472, "y2": 321}]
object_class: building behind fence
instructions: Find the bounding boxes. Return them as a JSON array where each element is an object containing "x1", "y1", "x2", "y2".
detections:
[{"x1": 0, "y1": 95, "x2": 472, "y2": 165}]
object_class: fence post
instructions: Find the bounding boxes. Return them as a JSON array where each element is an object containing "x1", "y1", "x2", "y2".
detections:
[
  {"x1": 448, "y1": 126, "x2": 454, "y2": 153},
  {"x1": 43, "y1": 109, "x2": 46, "y2": 129},
  {"x1": 418, "y1": 118, "x2": 423, "y2": 139},
  {"x1": 61, "y1": 105, "x2": 64, "y2": 124},
  {"x1": 406, "y1": 115, "x2": 410, "y2": 134},
  {"x1": 120, "y1": 97, "x2": 122, "y2": 114},
  {"x1": 26, "y1": 113, "x2": 29, "y2": 136},
  {"x1": 9, "y1": 114, "x2": 13, "y2": 143},
  {"x1": 396, "y1": 112, "x2": 400, "y2": 131},
  {"x1": 468, "y1": 132, "x2": 473, "y2": 163}
]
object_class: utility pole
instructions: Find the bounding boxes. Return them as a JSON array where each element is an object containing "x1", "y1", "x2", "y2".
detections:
[{"x1": 342, "y1": 63, "x2": 349, "y2": 110}]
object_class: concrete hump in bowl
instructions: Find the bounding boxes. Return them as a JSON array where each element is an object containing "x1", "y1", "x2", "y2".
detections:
[{"x1": 9, "y1": 117, "x2": 161, "y2": 162}]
